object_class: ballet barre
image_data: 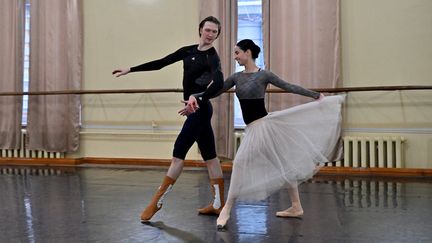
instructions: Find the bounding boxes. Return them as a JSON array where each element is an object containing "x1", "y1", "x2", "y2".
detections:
[{"x1": 0, "y1": 85, "x2": 431, "y2": 96}]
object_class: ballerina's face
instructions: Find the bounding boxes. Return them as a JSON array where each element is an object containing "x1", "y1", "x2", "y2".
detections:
[{"x1": 234, "y1": 46, "x2": 250, "y2": 66}]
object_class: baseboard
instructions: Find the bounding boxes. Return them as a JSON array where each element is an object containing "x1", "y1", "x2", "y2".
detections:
[
  {"x1": 1, "y1": 157, "x2": 431, "y2": 177},
  {"x1": 80, "y1": 157, "x2": 234, "y2": 171},
  {"x1": 317, "y1": 166, "x2": 432, "y2": 177}
]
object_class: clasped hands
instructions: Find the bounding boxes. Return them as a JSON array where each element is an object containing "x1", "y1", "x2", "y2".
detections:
[{"x1": 178, "y1": 95, "x2": 199, "y2": 116}]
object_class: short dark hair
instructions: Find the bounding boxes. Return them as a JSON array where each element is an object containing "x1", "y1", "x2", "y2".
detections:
[
  {"x1": 236, "y1": 39, "x2": 261, "y2": 59},
  {"x1": 199, "y1": 16, "x2": 221, "y2": 38}
]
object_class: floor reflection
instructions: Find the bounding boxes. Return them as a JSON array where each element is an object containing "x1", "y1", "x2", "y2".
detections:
[
  {"x1": 0, "y1": 165, "x2": 85, "y2": 242},
  {"x1": 24, "y1": 196, "x2": 35, "y2": 243},
  {"x1": 0, "y1": 165, "x2": 77, "y2": 176},
  {"x1": 340, "y1": 179, "x2": 401, "y2": 208},
  {"x1": 235, "y1": 204, "x2": 268, "y2": 235},
  {"x1": 311, "y1": 176, "x2": 422, "y2": 209}
]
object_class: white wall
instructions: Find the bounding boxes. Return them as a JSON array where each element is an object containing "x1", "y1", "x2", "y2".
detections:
[
  {"x1": 72, "y1": 0, "x2": 202, "y2": 160},
  {"x1": 341, "y1": 0, "x2": 432, "y2": 168}
]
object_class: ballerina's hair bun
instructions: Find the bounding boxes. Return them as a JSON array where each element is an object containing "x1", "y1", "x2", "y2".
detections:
[{"x1": 236, "y1": 39, "x2": 261, "y2": 59}]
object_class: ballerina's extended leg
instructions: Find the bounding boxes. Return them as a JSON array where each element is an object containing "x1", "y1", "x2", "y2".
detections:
[{"x1": 216, "y1": 199, "x2": 234, "y2": 229}]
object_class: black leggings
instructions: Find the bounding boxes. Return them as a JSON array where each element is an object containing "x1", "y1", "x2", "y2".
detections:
[{"x1": 173, "y1": 101, "x2": 217, "y2": 161}]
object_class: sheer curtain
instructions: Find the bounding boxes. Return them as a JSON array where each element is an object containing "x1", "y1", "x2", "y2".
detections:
[
  {"x1": 262, "y1": 0, "x2": 341, "y2": 110},
  {"x1": 263, "y1": 0, "x2": 342, "y2": 162},
  {"x1": 27, "y1": 0, "x2": 82, "y2": 152},
  {"x1": 199, "y1": 0, "x2": 237, "y2": 159},
  {"x1": 0, "y1": 0, "x2": 25, "y2": 149}
]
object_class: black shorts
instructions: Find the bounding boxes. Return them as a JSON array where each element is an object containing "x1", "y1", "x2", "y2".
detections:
[{"x1": 172, "y1": 101, "x2": 217, "y2": 161}]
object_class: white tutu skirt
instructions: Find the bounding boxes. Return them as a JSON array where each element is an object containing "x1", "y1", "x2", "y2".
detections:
[{"x1": 227, "y1": 95, "x2": 345, "y2": 201}]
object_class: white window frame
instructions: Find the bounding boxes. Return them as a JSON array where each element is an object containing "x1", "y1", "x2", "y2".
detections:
[{"x1": 234, "y1": 0, "x2": 264, "y2": 129}]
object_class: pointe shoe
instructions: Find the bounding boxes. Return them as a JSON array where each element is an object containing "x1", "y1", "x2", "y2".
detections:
[
  {"x1": 276, "y1": 207, "x2": 304, "y2": 218},
  {"x1": 216, "y1": 206, "x2": 230, "y2": 230},
  {"x1": 216, "y1": 215, "x2": 229, "y2": 230},
  {"x1": 216, "y1": 222, "x2": 227, "y2": 230},
  {"x1": 198, "y1": 178, "x2": 224, "y2": 215},
  {"x1": 140, "y1": 176, "x2": 176, "y2": 222}
]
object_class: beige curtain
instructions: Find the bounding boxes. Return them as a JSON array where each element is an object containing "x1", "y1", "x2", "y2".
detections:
[
  {"x1": 27, "y1": 0, "x2": 82, "y2": 152},
  {"x1": 263, "y1": 0, "x2": 341, "y2": 111},
  {"x1": 199, "y1": 0, "x2": 237, "y2": 159},
  {"x1": 0, "y1": 0, "x2": 25, "y2": 149}
]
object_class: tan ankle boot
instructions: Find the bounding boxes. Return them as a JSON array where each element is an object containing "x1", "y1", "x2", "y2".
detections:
[
  {"x1": 198, "y1": 178, "x2": 224, "y2": 215},
  {"x1": 140, "y1": 176, "x2": 176, "y2": 222}
]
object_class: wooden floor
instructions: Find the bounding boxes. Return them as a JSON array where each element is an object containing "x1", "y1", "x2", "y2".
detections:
[{"x1": 1, "y1": 165, "x2": 432, "y2": 242}]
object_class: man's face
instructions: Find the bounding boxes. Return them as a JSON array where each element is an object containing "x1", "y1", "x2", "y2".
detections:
[{"x1": 199, "y1": 22, "x2": 219, "y2": 45}]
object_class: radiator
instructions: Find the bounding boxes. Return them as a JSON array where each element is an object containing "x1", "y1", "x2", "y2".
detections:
[
  {"x1": 233, "y1": 132, "x2": 405, "y2": 168},
  {"x1": 0, "y1": 129, "x2": 65, "y2": 159},
  {"x1": 335, "y1": 136, "x2": 405, "y2": 168}
]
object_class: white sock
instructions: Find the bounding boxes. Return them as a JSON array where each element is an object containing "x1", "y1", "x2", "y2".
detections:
[
  {"x1": 212, "y1": 184, "x2": 221, "y2": 209},
  {"x1": 157, "y1": 184, "x2": 173, "y2": 208}
]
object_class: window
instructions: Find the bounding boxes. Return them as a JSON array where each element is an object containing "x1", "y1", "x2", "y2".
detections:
[
  {"x1": 22, "y1": 0, "x2": 30, "y2": 125},
  {"x1": 234, "y1": 0, "x2": 264, "y2": 128}
]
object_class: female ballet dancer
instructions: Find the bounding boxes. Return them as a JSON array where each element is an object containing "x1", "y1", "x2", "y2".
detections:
[
  {"x1": 112, "y1": 16, "x2": 226, "y2": 222},
  {"x1": 182, "y1": 39, "x2": 343, "y2": 229}
]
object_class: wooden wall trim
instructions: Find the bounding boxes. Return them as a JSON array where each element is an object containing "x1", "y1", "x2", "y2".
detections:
[
  {"x1": 1, "y1": 157, "x2": 431, "y2": 177},
  {"x1": 317, "y1": 167, "x2": 432, "y2": 177},
  {"x1": 80, "y1": 157, "x2": 234, "y2": 171}
]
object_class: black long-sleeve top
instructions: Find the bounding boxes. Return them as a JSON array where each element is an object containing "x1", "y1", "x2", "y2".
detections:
[{"x1": 130, "y1": 44, "x2": 224, "y2": 101}]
